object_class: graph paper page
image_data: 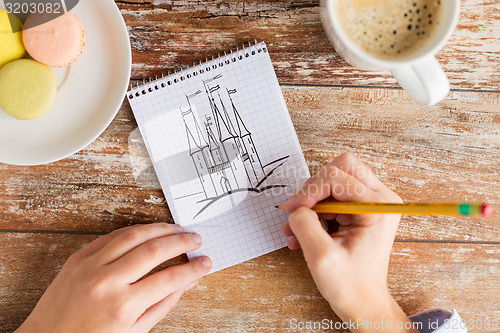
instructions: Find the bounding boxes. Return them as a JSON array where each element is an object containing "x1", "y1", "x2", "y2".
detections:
[{"x1": 128, "y1": 42, "x2": 310, "y2": 272}]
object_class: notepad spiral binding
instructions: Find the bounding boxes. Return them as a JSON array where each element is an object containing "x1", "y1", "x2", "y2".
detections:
[{"x1": 127, "y1": 41, "x2": 267, "y2": 100}]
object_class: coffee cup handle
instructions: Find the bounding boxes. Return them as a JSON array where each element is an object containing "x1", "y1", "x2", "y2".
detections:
[{"x1": 391, "y1": 56, "x2": 450, "y2": 106}]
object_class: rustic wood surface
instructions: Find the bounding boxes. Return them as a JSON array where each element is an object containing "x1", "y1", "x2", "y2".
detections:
[
  {"x1": 121, "y1": 0, "x2": 500, "y2": 90},
  {"x1": 0, "y1": 234, "x2": 499, "y2": 333},
  {"x1": 0, "y1": 0, "x2": 499, "y2": 332}
]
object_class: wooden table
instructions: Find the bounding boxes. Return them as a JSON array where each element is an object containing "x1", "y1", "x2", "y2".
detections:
[{"x1": 1, "y1": 1, "x2": 499, "y2": 332}]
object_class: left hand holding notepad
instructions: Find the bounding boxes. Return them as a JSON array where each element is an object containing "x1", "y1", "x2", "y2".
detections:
[
  {"x1": 282, "y1": 153, "x2": 419, "y2": 333},
  {"x1": 15, "y1": 224, "x2": 211, "y2": 333}
]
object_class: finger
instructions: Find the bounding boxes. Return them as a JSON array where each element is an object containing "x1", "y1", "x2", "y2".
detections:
[
  {"x1": 282, "y1": 221, "x2": 294, "y2": 237},
  {"x1": 107, "y1": 233, "x2": 203, "y2": 283},
  {"x1": 288, "y1": 188, "x2": 302, "y2": 200},
  {"x1": 287, "y1": 207, "x2": 336, "y2": 261},
  {"x1": 331, "y1": 152, "x2": 386, "y2": 191},
  {"x1": 132, "y1": 288, "x2": 185, "y2": 333},
  {"x1": 133, "y1": 256, "x2": 212, "y2": 309},
  {"x1": 336, "y1": 214, "x2": 353, "y2": 226},
  {"x1": 317, "y1": 213, "x2": 338, "y2": 220},
  {"x1": 287, "y1": 165, "x2": 351, "y2": 204},
  {"x1": 73, "y1": 226, "x2": 134, "y2": 259},
  {"x1": 287, "y1": 236, "x2": 301, "y2": 250},
  {"x1": 95, "y1": 223, "x2": 184, "y2": 265},
  {"x1": 283, "y1": 166, "x2": 379, "y2": 212},
  {"x1": 335, "y1": 212, "x2": 400, "y2": 240},
  {"x1": 282, "y1": 222, "x2": 301, "y2": 249}
]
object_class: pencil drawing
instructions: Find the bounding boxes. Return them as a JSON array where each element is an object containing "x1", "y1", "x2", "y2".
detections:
[{"x1": 177, "y1": 74, "x2": 290, "y2": 218}]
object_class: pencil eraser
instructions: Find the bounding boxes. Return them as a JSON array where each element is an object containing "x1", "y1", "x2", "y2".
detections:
[{"x1": 481, "y1": 204, "x2": 493, "y2": 217}]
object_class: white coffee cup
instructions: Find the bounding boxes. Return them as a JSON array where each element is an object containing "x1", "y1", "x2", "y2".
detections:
[{"x1": 320, "y1": 0, "x2": 460, "y2": 106}]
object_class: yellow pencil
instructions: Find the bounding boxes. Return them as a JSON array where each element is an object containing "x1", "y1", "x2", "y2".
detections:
[{"x1": 276, "y1": 202, "x2": 493, "y2": 217}]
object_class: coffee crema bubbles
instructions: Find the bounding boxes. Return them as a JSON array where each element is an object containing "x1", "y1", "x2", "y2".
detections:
[{"x1": 336, "y1": 0, "x2": 443, "y2": 60}]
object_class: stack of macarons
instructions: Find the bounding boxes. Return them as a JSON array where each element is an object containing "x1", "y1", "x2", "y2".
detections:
[{"x1": 0, "y1": 10, "x2": 85, "y2": 120}]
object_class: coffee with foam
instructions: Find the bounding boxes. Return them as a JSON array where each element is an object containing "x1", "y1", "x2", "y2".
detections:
[{"x1": 336, "y1": 0, "x2": 443, "y2": 60}]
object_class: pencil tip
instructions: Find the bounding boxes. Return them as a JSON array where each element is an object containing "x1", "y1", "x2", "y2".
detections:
[{"x1": 275, "y1": 205, "x2": 280, "y2": 209}]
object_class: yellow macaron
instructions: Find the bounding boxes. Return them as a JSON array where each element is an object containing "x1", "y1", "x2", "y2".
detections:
[
  {"x1": 0, "y1": 59, "x2": 57, "y2": 120},
  {"x1": 0, "y1": 10, "x2": 25, "y2": 68}
]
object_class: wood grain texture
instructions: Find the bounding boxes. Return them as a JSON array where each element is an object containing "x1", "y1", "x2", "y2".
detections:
[
  {"x1": 1, "y1": 86, "x2": 498, "y2": 242},
  {"x1": 0, "y1": 233, "x2": 498, "y2": 333},
  {"x1": 120, "y1": 0, "x2": 500, "y2": 90},
  {"x1": 1, "y1": 2, "x2": 498, "y2": 332}
]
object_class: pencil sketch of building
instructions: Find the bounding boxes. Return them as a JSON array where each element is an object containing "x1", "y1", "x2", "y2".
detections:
[{"x1": 181, "y1": 76, "x2": 266, "y2": 199}]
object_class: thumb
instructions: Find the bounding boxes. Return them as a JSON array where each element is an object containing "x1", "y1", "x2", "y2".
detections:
[{"x1": 287, "y1": 207, "x2": 335, "y2": 261}]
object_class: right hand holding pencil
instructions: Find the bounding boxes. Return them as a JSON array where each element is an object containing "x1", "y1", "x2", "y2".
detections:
[{"x1": 281, "y1": 153, "x2": 419, "y2": 333}]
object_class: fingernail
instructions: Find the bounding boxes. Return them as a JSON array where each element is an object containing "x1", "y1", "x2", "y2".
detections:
[
  {"x1": 192, "y1": 233, "x2": 202, "y2": 244},
  {"x1": 175, "y1": 224, "x2": 184, "y2": 233},
  {"x1": 185, "y1": 281, "x2": 198, "y2": 291},
  {"x1": 199, "y1": 256, "x2": 212, "y2": 268}
]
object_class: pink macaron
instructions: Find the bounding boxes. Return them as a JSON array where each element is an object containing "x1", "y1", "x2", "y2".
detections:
[{"x1": 22, "y1": 11, "x2": 85, "y2": 68}]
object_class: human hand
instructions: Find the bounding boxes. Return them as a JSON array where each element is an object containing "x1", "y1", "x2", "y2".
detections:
[
  {"x1": 282, "y1": 153, "x2": 417, "y2": 332},
  {"x1": 15, "y1": 223, "x2": 212, "y2": 333}
]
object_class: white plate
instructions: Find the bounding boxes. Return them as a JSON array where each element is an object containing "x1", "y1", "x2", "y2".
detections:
[{"x1": 0, "y1": 0, "x2": 131, "y2": 165}]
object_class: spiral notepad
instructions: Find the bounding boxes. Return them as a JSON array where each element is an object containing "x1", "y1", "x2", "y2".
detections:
[{"x1": 127, "y1": 42, "x2": 309, "y2": 273}]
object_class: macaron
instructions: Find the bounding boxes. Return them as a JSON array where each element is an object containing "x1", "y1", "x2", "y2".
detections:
[
  {"x1": 0, "y1": 10, "x2": 25, "y2": 68},
  {"x1": 0, "y1": 59, "x2": 57, "y2": 120},
  {"x1": 23, "y1": 11, "x2": 85, "y2": 68}
]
